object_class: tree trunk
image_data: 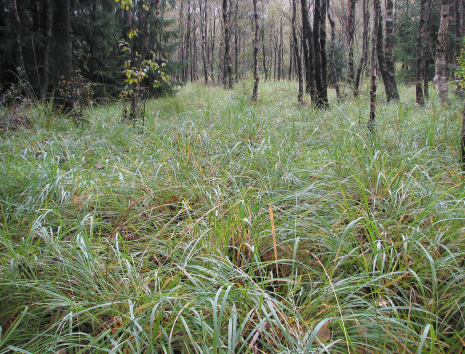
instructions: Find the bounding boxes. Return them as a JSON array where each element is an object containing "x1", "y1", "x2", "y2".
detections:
[
  {"x1": 200, "y1": 0, "x2": 208, "y2": 83},
  {"x1": 416, "y1": 0, "x2": 427, "y2": 106},
  {"x1": 423, "y1": 0, "x2": 432, "y2": 99},
  {"x1": 192, "y1": 16, "x2": 198, "y2": 81},
  {"x1": 233, "y1": 1, "x2": 239, "y2": 82},
  {"x1": 210, "y1": 14, "x2": 216, "y2": 83},
  {"x1": 288, "y1": 41, "x2": 293, "y2": 80},
  {"x1": 261, "y1": 27, "x2": 268, "y2": 81},
  {"x1": 328, "y1": 0, "x2": 341, "y2": 100},
  {"x1": 384, "y1": 0, "x2": 400, "y2": 101},
  {"x1": 320, "y1": 0, "x2": 328, "y2": 106},
  {"x1": 461, "y1": 102, "x2": 465, "y2": 167},
  {"x1": 301, "y1": 0, "x2": 316, "y2": 103},
  {"x1": 0, "y1": 0, "x2": 5, "y2": 86},
  {"x1": 292, "y1": 0, "x2": 303, "y2": 103},
  {"x1": 251, "y1": 0, "x2": 259, "y2": 102},
  {"x1": 375, "y1": 0, "x2": 392, "y2": 102},
  {"x1": 436, "y1": 0, "x2": 450, "y2": 105},
  {"x1": 41, "y1": 0, "x2": 52, "y2": 97},
  {"x1": 354, "y1": 0, "x2": 369, "y2": 97},
  {"x1": 347, "y1": 0, "x2": 357, "y2": 86},
  {"x1": 313, "y1": 0, "x2": 329, "y2": 108},
  {"x1": 52, "y1": 0, "x2": 72, "y2": 83},
  {"x1": 9, "y1": 0, "x2": 28, "y2": 81},
  {"x1": 223, "y1": 0, "x2": 233, "y2": 89},
  {"x1": 454, "y1": 0, "x2": 461, "y2": 92},
  {"x1": 369, "y1": 0, "x2": 380, "y2": 130},
  {"x1": 277, "y1": 19, "x2": 283, "y2": 80},
  {"x1": 140, "y1": 0, "x2": 159, "y2": 64}
]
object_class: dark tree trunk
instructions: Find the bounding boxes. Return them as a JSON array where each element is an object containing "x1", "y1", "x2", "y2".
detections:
[
  {"x1": 376, "y1": 1, "x2": 391, "y2": 102},
  {"x1": 0, "y1": 0, "x2": 5, "y2": 86},
  {"x1": 288, "y1": 41, "x2": 293, "y2": 80},
  {"x1": 416, "y1": 0, "x2": 427, "y2": 106},
  {"x1": 261, "y1": 27, "x2": 268, "y2": 81},
  {"x1": 10, "y1": 0, "x2": 28, "y2": 81},
  {"x1": 200, "y1": 0, "x2": 208, "y2": 83},
  {"x1": 423, "y1": 0, "x2": 432, "y2": 99},
  {"x1": 251, "y1": 0, "x2": 259, "y2": 102},
  {"x1": 234, "y1": 7, "x2": 239, "y2": 83},
  {"x1": 41, "y1": 0, "x2": 52, "y2": 97},
  {"x1": 313, "y1": 0, "x2": 329, "y2": 108},
  {"x1": 52, "y1": 0, "x2": 72, "y2": 83},
  {"x1": 140, "y1": 0, "x2": 159, "y2": 64},
  {"x1": 354, "y1": 0, "x2": 369, "y2": 97},
  {"x1": 369, "y1": 0, "x2": 380, "y2": 130},
  {"x1": 192, "y1": 16, "x2": 198, "y2": 81},
  {"x1": 234, "y1": 29, "x2": 239, "y2": 82},
  {"x1": 32, "y1": 0, "x2": 40, "y2": 33},
  {"x1": 223, "y1": 0, "x2": 233, "y2": 89},
  {"x1": 292, "y1": 0, "x2": 303, "y2": 103},
  {"x1": 313, "y1": 0, "x2": 323, "y2": 105},
  {"x1": 277, "y1": 19, "x2": 283, "y2": 80},
  {"x1": 320, "y1": 0, "x2": 328, "y2": 106},
  {"x1": 436, "y1": 0, "x2": 450, "y2": 104},
  {"x1": 179, "y1": 0, "x2": 185, "y2": 81},
  {"x1": 301, "y1": 0, "x2": 316, "y2": 103},
  {"x1": 328, "y1": 0, "x2": 341, "y2": 100},
  {"x1": 347, "y1": 0, "x2": 357, "y2": 86},
  {"x1": 210, "y1": 14, "x2": 216, "y2": 83},
  {"x1": 461, "y1": 103, "x2": 465, "y2": 167},
  {"x1": 454, "y1": 0, "x2": 461, "y2": 92},
  {"x1": 384, "y1": 0, "x2": 399, "y2": 101}
]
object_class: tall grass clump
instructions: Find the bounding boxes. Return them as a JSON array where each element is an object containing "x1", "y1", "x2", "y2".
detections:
[{"x1": 1, "y1": 81, "x2": 464, "y2": 353}]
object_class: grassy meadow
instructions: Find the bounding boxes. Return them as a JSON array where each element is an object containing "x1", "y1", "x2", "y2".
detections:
[{"x1": 1, "y1": 80, "x2": 465, "y2": 353}]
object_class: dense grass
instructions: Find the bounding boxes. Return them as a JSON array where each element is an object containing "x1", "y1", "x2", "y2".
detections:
[{"x1": 1, "y1": 81, "x2": 464, "y2": 353}]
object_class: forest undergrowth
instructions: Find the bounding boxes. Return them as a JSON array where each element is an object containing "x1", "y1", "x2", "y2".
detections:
[{"x1": 1, "y1": 81, "x2": 464, "y2": 353}]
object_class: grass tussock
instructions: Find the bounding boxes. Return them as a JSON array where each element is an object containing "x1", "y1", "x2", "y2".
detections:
[{"x1": 1, "y1": 81, "x2": 465, "y2": 353}]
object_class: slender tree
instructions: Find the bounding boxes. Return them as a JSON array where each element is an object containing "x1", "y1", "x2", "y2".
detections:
[
  {"x1": 251, "y1": 0, "x2": 259, "y2": 102},
  {"x1": 454, "y1": 0, "x2": 461, "y2": 92},
  {"x1": 41, "y1": 0, "x2": 52, "y2": 97},
  {"x1": 9, "y1": 0, "x2": 28, "y2": 81},
  {"x1": 261, "y1": 27, "x2": 268, "y2": 81},
  {"x1": 384, "y1": 0, "x2": 399, "y2": 100},
  {"x1": 328, "y1": 0, "x2": 340, "y2": 100},
  {"x1": 436, "y1": 0, "x2": 450, "y2": 104},
  {"x1": 423, "y1": 0, "x2": 432, "y2": 99},
  {"x1": 369, "y1": 0, "x2": 380, "y2": 131},
  {"x1": 416, "y1": 0, "x2": 427, "y2": 106},
  {"x1": 301, "y1": 0, "x2": 316, "y2": 103},
  {"x1": 223, "y1": 0, "x2": 233, "y2": 89},
  {"x1": 292, "y1": 0, "x2": 303, "y2": 103},
  {"x1": 376, "y1": 0, "x2": 397, "y2": 102},
  {"x1": 200, "y1": 0, "x2": 208, "y2": 83},
  {"x1": 320, "y1": 0, "x2": 328, "y2": 106},
  {"x1": 347, "y1": 0, "x2": 357, "y2": 86},
  {"x1": 462, "y1": 104, "x2": 465, "y2": 167},
  {"x1": 354, "y1": 0, "x2": 369, "y2": 97},
  {"x1": 52, "y1": 0, "x2": 72, "y2": 83},
  {"x1": 313, "y1": 0, "x2": 329, "y2": 108},
  {"x1": 0, "y1": 0, "x2": 5, "y2": 86}
]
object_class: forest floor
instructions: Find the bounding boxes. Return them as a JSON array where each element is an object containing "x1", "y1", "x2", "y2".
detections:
[{"x1": 1, "y1": 81, "x2": 465, "y2": 353}]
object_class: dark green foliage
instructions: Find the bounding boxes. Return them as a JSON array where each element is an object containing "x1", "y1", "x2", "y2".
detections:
[
  {"x1": 327, "y1": 40, "x2": 346, "y2": 85},
  {"x1": 0, "y1": 0, "x2": 180, "y2": 100}
]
